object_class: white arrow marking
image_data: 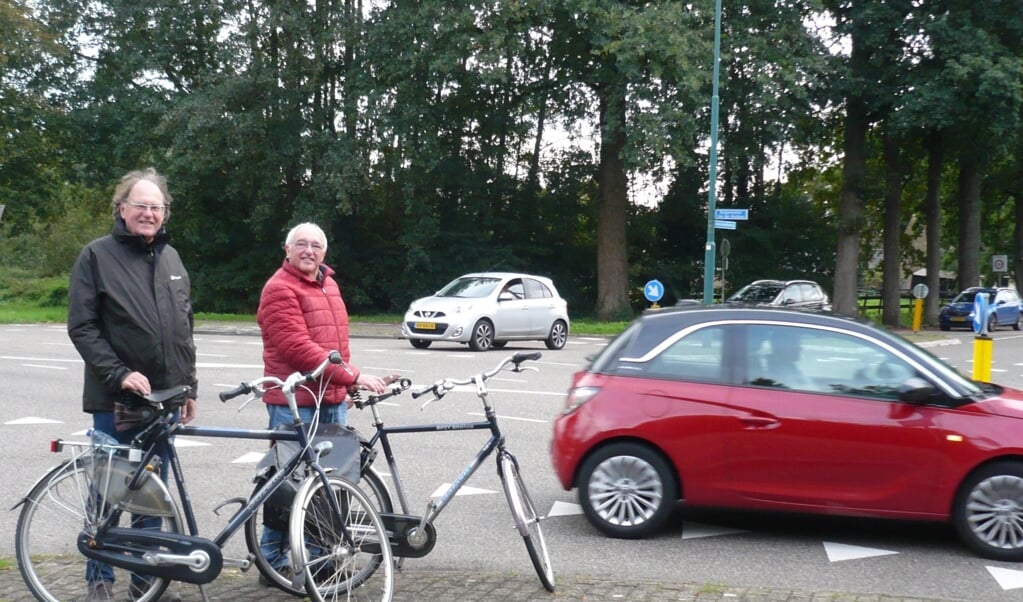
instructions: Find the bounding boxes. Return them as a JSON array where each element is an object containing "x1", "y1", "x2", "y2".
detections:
[
  {"x1": 547, "y1": 501, "x2": 583, "y2": 517},
  {"x1": 6, "y1": 417, "x2": 63, "y2": 424},
  {"x1": 232, "y1": 451, "x2": 266, "y2": 463},
  {"x1": 987, "y1": 566, "x2": 1023, "y2": 590},
  {"x1": 823, "y1": 542, "x2": 898, "y2": 562}
]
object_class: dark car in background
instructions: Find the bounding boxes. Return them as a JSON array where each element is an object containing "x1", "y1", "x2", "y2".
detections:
[
  {"x1": 726, "y1": 279, "x2": 830, "y2": 311},
  {"x1": 938, "y1": 287, "x2": 1021, "y2": 332},
  {"x1": 551, "y1": 305, "x2": 1023, "y2": 561}
]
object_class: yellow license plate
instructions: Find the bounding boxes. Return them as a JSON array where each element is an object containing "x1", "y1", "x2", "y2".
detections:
[
  {"x1": 951, "y1": 316, "x2": 965, "y2": 322},
  {"x1": 415, "y1": 322, "x2": 437, "y2": 330}
]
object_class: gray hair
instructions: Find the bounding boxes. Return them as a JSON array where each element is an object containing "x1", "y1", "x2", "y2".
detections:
[
  {"x1": 285, "y1": 222, "x2": 328, "y2": 250},
  {"x1": 111, "y1": 167, "x2": 172, "y2": 219}
]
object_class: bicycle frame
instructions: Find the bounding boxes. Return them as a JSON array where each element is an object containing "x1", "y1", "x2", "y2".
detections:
[
  {"x1": 168, "y1": 422, "x2": 328, "y2": 554},
  {"x1": 363, "y1": 400, "x2": 505, "y2": 524},
  {"x1": 81, "y1": 413, "x2": 347, "y2": 581},
  {"x1": 18, "y1": 350, "x2": 396, "y2": 602},
  {"x1": 332, "y1": 351, "x2": 554, "y2": 592}
]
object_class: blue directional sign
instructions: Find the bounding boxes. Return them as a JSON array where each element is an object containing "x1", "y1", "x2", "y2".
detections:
[
  {"x1": 714, "y1": 219, "x2": 737, "y2": 230},
  {"x1": 973, "y1": 293, "x2": 989, "y2": 334},
  {"x1": 714, "y1": 208, "x2": 749, "y2": 221},
  {"x1": 644, "y1": 279, "x2": 664, "y2": 303}
]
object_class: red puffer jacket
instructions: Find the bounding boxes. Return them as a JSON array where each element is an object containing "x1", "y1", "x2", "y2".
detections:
[{"x1": 257, "y1": 260, "x2": 360, "y2": 407}]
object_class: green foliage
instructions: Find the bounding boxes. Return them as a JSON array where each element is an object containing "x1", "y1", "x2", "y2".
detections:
[
  {"x1": 0, "y1": 182, "x2": 109, "y2": 276},
  {"x1": 5, "y1": 0, "x2": 1023, "y2": 319},
  {"x1": 0, "y1": 267, "x2": 69, "y2": 310}
]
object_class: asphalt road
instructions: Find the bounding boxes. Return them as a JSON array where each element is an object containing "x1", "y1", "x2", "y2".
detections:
[{"x1": 3, "y1": 322, "x2": 1023, "y2": 601}]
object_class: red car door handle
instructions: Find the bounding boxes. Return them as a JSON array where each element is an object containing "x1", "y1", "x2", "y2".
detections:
[{"x1": 739, "y1": 416, "x2": 780, "y2": 429}]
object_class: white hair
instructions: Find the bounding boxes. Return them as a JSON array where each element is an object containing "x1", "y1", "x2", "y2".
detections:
[{"x1": 285, "y1": 222, "x2": 328, "y2": 250}]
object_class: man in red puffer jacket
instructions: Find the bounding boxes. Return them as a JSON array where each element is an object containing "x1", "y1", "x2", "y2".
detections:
[{"x1": 255, "y1": 221, "x2": 388, "y2": 579}]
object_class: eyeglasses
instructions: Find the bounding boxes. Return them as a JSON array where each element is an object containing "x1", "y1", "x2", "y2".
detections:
[
  {"x1": 126, "y1": 202, "x2": 166, "y2": 214},
  {"x1": 292, "y1": 240, "x2": 324, "y2": 252}
]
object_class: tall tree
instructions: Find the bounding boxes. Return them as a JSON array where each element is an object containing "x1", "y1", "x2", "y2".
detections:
[{"x1": 547, "y1": 0, "x2": 711, "y2": 319}]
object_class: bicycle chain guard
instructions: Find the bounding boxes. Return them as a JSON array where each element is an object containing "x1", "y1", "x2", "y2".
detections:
[
  {"x1": 379, "y1": 513, "x2": 437, "y2": 558},
  {"x1": 77, "y1": 528, "x2": 224, "y2": 584}
]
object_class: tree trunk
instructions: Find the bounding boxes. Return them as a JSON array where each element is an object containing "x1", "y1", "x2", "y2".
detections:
[
  {"x1": 881, "y1": 129, "x2": 903, "y2": 327},
  {"x1": 923, "y1": 133, "x2": 944, "y2": 325},
  {"x1": 1013, "y1": 147, "x2": 1023, "y2": 290},
  {"x1": 833, "y1": 95, "x2": 868, "y2": 316},
  {"x1": 957, "y1": 157, "x2": 982, "y2": 289},
  {"x1": 595, "y1": 83, "x2": 631, "y2": 321}
]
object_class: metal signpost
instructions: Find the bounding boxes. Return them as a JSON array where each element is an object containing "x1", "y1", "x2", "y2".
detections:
[{"x1": 911, "y1": 283, "x2": 928, "y2": 333}]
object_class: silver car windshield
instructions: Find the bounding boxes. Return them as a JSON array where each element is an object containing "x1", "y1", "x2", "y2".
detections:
[
  {"x1": 437, "y1": 277, "x2": 501, "y2": 298},
  {"x1": 729, "y1": 284, "x2": 782, "y2": 303}
]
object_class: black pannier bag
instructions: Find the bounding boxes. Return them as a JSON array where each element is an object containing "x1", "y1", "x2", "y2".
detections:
[{"x1": 255, "y1": 423, "x2": 361, "y2": 531}]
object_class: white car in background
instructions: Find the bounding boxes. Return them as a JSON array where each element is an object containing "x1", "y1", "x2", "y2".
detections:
[{"x1": 401, "y1": 272, "x2": 570, "y2": 351}]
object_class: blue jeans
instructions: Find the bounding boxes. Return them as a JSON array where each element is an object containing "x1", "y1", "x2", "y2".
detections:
[
  {"x1": 260, "y1": 403, "x2": 345, "y2": 570},
  {"x1": 86, "y1": 411, "x2": 174, "y2": 587}
]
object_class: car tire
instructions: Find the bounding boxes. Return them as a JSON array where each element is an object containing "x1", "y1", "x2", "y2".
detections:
[
  {"x1": 953, "y1": 461, "x2": 1023, "y2": 561},
  {"x1": 409, "y1": 338, "x2": 431, "y2": 349},
  {"x1": 576, "y1": 442, "x2": 676, "y2": 539},
  {"x1": 939, "y1": 324, "x2": 950, "y2": 331},
  {"x1": 544, "y1": 320, "x2": 568, "y2": 350},
  {"x1": 1013, "y1": 315, "x2": 1021, "y2": 331},
  {"x1": 468, "y1": 319, "x2": 494, "y2": 351},
  {"x1": 491, "y1": 341, "x2": 508, "y2": 349},
  {"x1": 988, "y1": 314, "x2": 998, "y2": 332}
]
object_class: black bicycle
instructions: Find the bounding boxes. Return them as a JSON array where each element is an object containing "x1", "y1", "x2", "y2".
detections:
[
  {"x1": 14, "y1": 352, "x2": 393, "y2": 602},
  {"x1": 350, "y1": 351, "x2": 555, "y2": 592}
]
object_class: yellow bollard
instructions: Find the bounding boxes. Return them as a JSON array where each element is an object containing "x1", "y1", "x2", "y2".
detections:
[
  {"x1": 972, "y1": 335, "x2": 993, "y2": 382},
  {"x1": 912, "y1": 298, "x2": 923, "y2": 332}
]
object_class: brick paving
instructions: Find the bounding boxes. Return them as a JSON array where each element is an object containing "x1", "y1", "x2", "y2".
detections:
[{"x1": 0, "y1": 565, "x2": 956, "y2": 602}]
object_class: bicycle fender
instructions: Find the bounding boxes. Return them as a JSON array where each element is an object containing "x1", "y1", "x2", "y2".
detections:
[{"x1": 11, "y1": 460, "x2": 74, "y2": 510}]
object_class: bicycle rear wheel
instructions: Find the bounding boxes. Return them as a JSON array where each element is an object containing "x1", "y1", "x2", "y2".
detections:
[
  {"x1": 245, "y1": 466, "x2": 392, "y2": 595},
  {"x1": 15, "y1": 455, "x2": 182, "y2": 602},
  {"x1": 498, "y1": 451, "x2": 555, "y2": 592},
  {"x1": 289, "y1": 474, "x2": 394, "y2": 601}
]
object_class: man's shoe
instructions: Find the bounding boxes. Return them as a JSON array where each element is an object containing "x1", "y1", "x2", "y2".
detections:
[{"x1": 85, "y1": 581, "x2": 114, "y2": 602}]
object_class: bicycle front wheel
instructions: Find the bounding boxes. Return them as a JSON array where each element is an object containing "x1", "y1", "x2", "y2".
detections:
[
  {"x1": 246, "y1": 467, "x2": 393, "y2": 596},
  {"x1": 15, "y1": 456, "x2": 182, "y2": 602},
  {"x1": 499, "y1": 451, "x2": 555, "y2": 592},
  {"x1": 289, "y1": 474, "x2": 394, "y2": 602}
]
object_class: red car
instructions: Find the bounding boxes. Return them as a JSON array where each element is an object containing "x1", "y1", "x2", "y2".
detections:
[{"x1": 551, "y1": 305, "x2": 1023, "y2": 560}]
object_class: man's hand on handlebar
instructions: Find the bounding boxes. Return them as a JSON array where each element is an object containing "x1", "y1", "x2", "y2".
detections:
[{"x1": 353, "y1": 372, "x2": 388, "y2": 394}]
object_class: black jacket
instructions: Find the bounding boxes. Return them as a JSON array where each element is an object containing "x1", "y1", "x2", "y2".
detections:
[{"x1": 68, "y1": 218, "x2": 198, "y2": 413}]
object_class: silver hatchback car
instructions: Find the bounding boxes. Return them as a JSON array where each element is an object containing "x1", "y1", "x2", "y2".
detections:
[{"x1": 401, "y1": 272, "x2": 570, "y2": 351}]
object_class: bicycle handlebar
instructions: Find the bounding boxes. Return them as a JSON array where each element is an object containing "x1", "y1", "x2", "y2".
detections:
[
  {"x1": 218, "y1": 350, "x2": 344, "y2": 403},
  {"x1": 410, "y1": 351, "x2": 542, "y2": 401},
  {"x1": 351, "y1": 377, "x2": 413, "y2": 409}
]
